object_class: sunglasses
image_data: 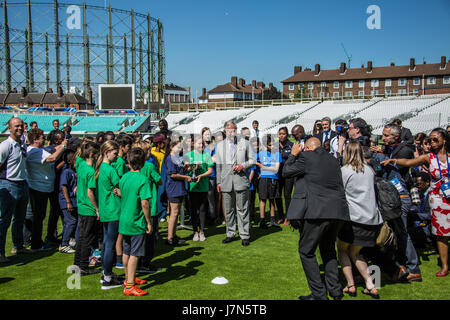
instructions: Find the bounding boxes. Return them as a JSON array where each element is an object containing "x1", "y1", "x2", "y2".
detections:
[{"x1": 430, "y1": 137, "x2": 440, "y2": 143}]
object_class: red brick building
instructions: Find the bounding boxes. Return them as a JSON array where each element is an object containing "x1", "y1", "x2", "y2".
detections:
[
  {"x1": 205, "y1": 76, "x2": 273, "y2": 102},
  {"x1": 282, "y1": 56, "x2": 450, "y2": 99}
]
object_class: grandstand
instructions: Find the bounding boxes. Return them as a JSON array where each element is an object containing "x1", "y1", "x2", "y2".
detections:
[
  {"x1": 1, "y1": 94, "x2": 448, "y2": 137},
  {"x1": 165, "y1": 94, "x2": 450, "y2": 136},
  {"x1": 0, "y1": 111, "x2": 151, "y2": 134}
]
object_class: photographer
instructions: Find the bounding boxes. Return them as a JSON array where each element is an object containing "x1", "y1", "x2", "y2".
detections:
[
  {"x1": 330, "y1": 119, "x2": 348, "y2": 158},
  {"x1": 336, "y1": 118, "x2": 371, "y2": 161}
]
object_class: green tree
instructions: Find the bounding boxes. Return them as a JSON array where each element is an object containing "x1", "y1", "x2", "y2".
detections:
[{"x1": 294, "y1": 83, "x2": 309, "y2": 99}]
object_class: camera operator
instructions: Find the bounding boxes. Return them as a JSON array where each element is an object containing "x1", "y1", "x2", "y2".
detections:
[
  {"x1": 330, "y1": 119, "x2": 347, "y2": 158},
  {"x1": 336, "y1": 117, "x2": 371, "y2": 160}
]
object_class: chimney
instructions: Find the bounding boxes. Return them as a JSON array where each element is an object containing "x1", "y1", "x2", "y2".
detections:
[
  {"x1": 390, "y1": 62, "x2": 395, "y2": 67},
  {"x1": 339, "y1": 62, "x2": 346, "y2": 74},
  {"x1": 238, "y1": 78, "x2": 245, "y2": 88},
  {"x1": 304, "y1": 67, "x2": 311, "y2": 71},
  {"x1": 252, "y1": 80, "x2": 256, "y2": 87},
  {"x1": 441, "y1": 56, "x2": 446, "y2": 69},
  {"x1": 294, "y1": 66, "x2": 302, "y2": 74},
  {"x1": 202, "y1": 88, "x2": 206, "y2": 97},
  {"x1": 367, "y1": 61, "x2": 373, "y2": 72},
  {"x1": 410, "y1": 58, "x2": 415, "y2": 70},
  {"x1": 361, "y1": 64, "x2": 364, "y2": 68},
  {"x1": 314, "y1": 64, "x2": 320, "y2": 75},
  {"x1": 269, "y1": 82, "x2": 273, "y2": 89},
  {"x1": 231, "y1": 76, "x2": 238, "y2": 87}
]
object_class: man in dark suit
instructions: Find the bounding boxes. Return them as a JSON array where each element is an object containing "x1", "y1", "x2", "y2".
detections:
[
  {"x1": 314, "y1": 117, "x2": 336, "y2": 145},
  {"x1": 283, "y1": 137, "x2": 350, "y2": 300}
]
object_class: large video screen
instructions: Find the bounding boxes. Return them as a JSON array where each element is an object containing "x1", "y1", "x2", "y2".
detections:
[{"x1": 99, "y1": 85, "x2": 135, "y2": 109}]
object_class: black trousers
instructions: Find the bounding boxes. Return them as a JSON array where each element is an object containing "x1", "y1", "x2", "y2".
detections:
[
  {"x1": 74, "y1": 215, "x2": 98, "y2": 270},
  {"x1": 275, "y1": 177, "x2": 295, "y2": 220},
  {"x1": 189, "y1": 192, "x2": 208, "y2": 233},
  {"x1": 46, "y1": 190, "x2": 63, "y2": 243},
  {"x1": 140, "y1": 214, "x2": 160, "y2": 267},
  {"x1": 29, "y1": 188, "x2": 51, "y2": 250},
  {"x1": 298, "y1": 219, "x2": 343, "y2": 300}
]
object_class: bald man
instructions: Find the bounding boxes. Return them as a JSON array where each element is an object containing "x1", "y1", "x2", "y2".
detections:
[
  {"x1": 282, "y1": 137, "x2": 350, "y2": 300},
  {"x1": 0, "y1": 118, "x2": 29, "y2": 262}
]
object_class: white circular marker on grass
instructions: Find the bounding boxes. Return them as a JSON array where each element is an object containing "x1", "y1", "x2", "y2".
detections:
[{"x1": 211, "y1": 277, "x2": 228, "y2": 285}]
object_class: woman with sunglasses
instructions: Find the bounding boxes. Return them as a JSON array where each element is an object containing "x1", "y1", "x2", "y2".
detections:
[
  {"x1": 381, "y1": 128, "x2": 450, "y2": 277},
  {"x1": 312, "y1": 120, "x2": 323, "y2": 136}
]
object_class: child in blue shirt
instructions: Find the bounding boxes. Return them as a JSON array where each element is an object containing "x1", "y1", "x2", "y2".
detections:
[
  {"x1": 256, "y1": 135, "x2": 281, "y2": 229},
  {"x1": 59, "y1": 149, "x2": 78, "y2": 253}
]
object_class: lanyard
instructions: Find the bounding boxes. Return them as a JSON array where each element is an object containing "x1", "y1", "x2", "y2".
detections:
[
  {"x1": 435, "y1": 153, "x2": 450, "y2": 179},
  {"x1": 419, "y1": 191, "x2": 430, "y2": 213}
]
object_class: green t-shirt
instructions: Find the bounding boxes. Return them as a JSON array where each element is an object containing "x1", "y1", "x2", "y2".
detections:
[
  {"x1": 111, "y1": 156, "x2": 128, "y2": 178},
  {"x1": 75, "y1": 155, "x2": 86, "y2": 173},
  {"x1": 140, "y1": 162, "x2": 161, "y2": 217},
  {"x1": 76, "y1": 161, "x2": 97, "y2": 217},
  {"x1": 185, "y1": 150, "x2": 214, "y2": 193},
  {"x1": 118, "y1": 171, "x2": 152, "y2": 235},
  {"x1": 97, "y1": 162, "x2": 121, "y2": 222}
]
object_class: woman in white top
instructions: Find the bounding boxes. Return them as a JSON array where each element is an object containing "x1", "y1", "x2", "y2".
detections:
[
  {"x1": 26, "y1": 128, "x2": 66, "y2": 251},
  {"x1": 337, "y1": 141, "x2": 383, "y2": 299}
]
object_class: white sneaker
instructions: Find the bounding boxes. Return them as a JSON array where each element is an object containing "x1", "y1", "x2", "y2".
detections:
[
  {"x1": 199, "y1": 232, "x2": 206, "y2": 242},
  {"x1": 192, "y1": 232, "x2": 199, "y2": 241},
  {"x1": 69, "y1": 238, "x2": 76, "y2": 248},
  {"x1": 59, "y1": 246, "x2": 76, "y2": 254}
]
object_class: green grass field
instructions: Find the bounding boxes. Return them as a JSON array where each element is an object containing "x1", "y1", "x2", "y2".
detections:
[{"x1": 1, "y1": 208, "x2": 449, "y2": 300}]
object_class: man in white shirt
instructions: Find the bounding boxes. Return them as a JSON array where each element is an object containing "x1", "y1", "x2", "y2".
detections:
[
  {"x1": 0, "y1": 118, "x2": 29, "y2": 262},
  {"x1": 250, "y1": 120, "x2": 260, "y2": 140},
  {"x1": 26, "y1": 128, "x2": 66, "y2": 252}
]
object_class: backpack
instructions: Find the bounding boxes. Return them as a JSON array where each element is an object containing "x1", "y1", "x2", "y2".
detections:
[{"x1": 374, "y1": 177, "x2": 402, "y2": 221}]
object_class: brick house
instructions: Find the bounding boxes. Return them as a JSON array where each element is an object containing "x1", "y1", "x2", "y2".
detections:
[
  {"x1": 206, "y1": 76, "x2": 273, "y2": 102},
  {"x1": 1, "y1": 87, "x2": 90, "y2": 109},
  {"x1": 281, "y1": 56, "x2": 450, "y2": 99}
]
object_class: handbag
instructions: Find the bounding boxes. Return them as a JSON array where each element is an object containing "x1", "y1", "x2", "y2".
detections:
[{"x1": 376, "y1": 221, "x2": 396, "y2": 247}]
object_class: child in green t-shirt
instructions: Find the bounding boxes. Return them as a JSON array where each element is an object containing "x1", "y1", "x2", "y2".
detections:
[
  {"x1": 133, "y1": 141, "x2": 162, "y2": 274},
  {"x1": 119, "y1": 148, "x2": 152, "y2": 296},
  {"x1": 73, "y1": 141, "x2": 101, "y2": 276},
  {"x1": 111, "y1": 134, "x2": 133, "y2": 269},
  {"x1": 111, "y1": 134, "x2": 133, "y2": 178},
  {"x1": 95, "y1": 140, "x2": 123, "y2": 290},
  {"x1": 184, "y1": 135, "x2": 214, "y2": 241}
]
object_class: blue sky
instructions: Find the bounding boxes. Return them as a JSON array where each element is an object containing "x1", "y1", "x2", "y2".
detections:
[
  {"x1": 112, "y1": 0, "x2": 450, "y2": 99},
  {"x1": 6, "y1": 0, "x2": 450, "y2": 100}
]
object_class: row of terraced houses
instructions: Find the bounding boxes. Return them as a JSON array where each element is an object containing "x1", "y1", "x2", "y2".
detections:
[{"x1": 198, "y1": 56, "x2": 450, "y2": 103}]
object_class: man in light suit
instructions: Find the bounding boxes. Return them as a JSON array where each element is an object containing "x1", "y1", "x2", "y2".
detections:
[
  {"x1": 283, "y1": 137, "x2": 350, "y2": 300},
  {"x1": 216, "y1": 120, "x2": 256, "y2": 246}
]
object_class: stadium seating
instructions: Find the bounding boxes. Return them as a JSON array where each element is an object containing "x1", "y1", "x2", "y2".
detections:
[
  {"x1": 121, "y1": 116, "x2": 149, "y2": 132},
  {"x1": 280, "y1": 99, "x2": 376, "y2": 135},
  {"x1": 70, "y1": 116, "x2": 129, "y2": 132},
  {"x1": 16, "y1": 114, "x2": 73, "y2": 132},
  {"x1": 356, "y1": 96, "x2": 441, "y2": 131},
  {"x1": 237, "y1": 102, "x2": 318, "y2": 133},
  {"x1": 378, "y1": 96, "x2": 450, "y2": 135},
  {"x1": 174, "y1": 109, "x2": 254, "y2": 133}
]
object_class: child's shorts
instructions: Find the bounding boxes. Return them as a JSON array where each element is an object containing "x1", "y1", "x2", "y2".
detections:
[
  {"x1": 258, "y1": 178, "x2": 279, "y2": 200},
  {"x1": 122, "y1": 234, "x2": 146, "y2": 257}
]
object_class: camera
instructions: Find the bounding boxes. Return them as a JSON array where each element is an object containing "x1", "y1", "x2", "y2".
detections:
[{"x1": 335, "y1": 124, "x2": 349, "y2": 136}]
